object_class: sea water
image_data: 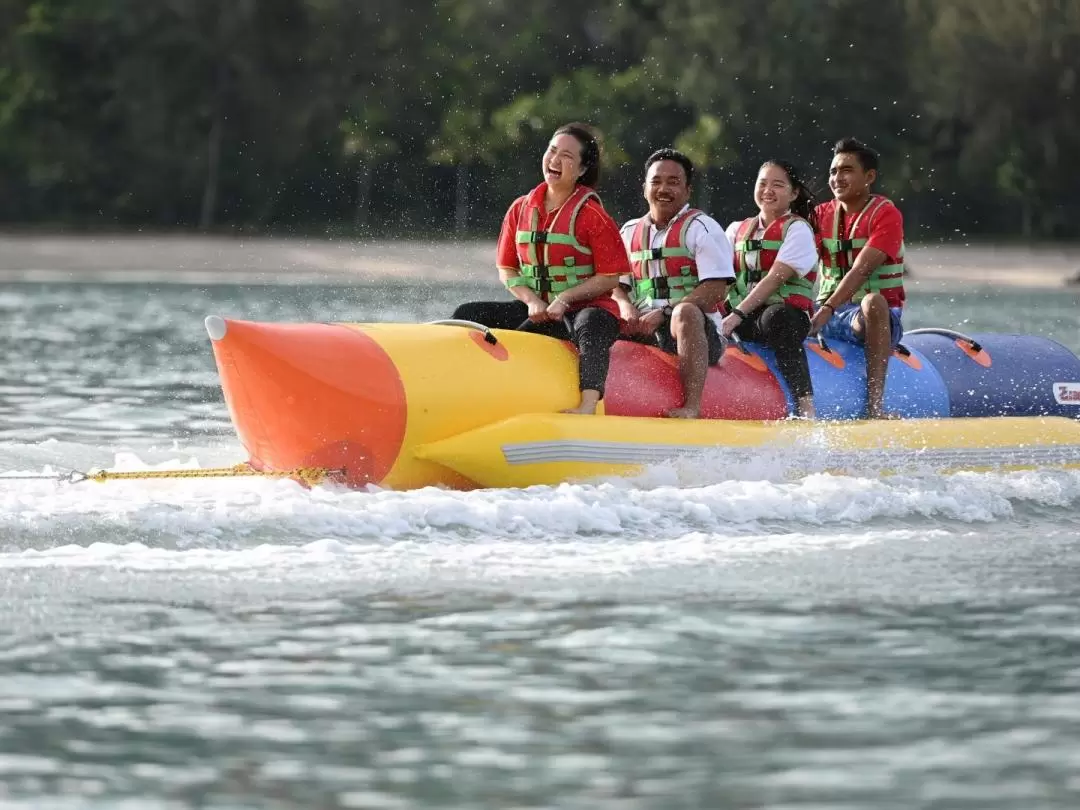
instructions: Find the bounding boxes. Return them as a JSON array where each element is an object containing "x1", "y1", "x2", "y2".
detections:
[{"x1": 1, "y1": 274, "x2": 1079, "y2": 809}]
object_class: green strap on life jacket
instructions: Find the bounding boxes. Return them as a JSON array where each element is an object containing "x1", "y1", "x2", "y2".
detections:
[
  {"x1": 733, "y1": 238, "x2": 784, "y2": 254},
  {"x1": 628, "y1": 244, "x2": 693, "y2": 263},
  {"x1": 633, "y1": 270, "x2": 699, "y2": 307}
]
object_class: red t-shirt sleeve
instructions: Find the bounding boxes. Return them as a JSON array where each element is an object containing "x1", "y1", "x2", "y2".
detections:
[
  {"x1": 496, "y1": 198, "x2": 525, "y2": 271},
  {"x1": 577, "y1": 200, "x2": 632, "y2": 277},
  {"x1": 866, "y1": 202, "x2": 904, "y2": 261}
]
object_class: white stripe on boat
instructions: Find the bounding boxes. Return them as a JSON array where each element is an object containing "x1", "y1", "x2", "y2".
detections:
[{"x1": 500, "y1": 441, "x2": 1080, "y2": 468}]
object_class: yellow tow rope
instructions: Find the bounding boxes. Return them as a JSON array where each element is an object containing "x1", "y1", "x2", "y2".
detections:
[{"x1": 4, "y1": 463, "x2": 343, "y2": 487}]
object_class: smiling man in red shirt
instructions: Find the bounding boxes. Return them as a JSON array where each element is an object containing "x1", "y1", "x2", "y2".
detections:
[{"x1": 810, "y1": 138, "x2": 906, "y2": 419}]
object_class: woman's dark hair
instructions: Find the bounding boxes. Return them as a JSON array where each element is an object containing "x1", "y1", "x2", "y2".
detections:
[
  {"x1": 644, "y1": 148, "x2": 694, "y2": 188},
  {"x1": 761, "y1": 159, "x2": 818, "y2": 229},
  {"x1": 553, "y1": 122, "x2": 602, "y2": 188},
  {"x1": 833, "y1": 137, "x2": 879, "y2": 172}
]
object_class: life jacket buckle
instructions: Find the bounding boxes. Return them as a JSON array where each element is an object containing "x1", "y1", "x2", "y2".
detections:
[{"x1": 650, "y1": 247, "x2": 665, "y2": 260}]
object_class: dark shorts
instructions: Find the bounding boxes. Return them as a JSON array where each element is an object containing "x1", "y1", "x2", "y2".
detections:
[{"x1": 653, "y1": 310, "x2": 728, "y2": 366}]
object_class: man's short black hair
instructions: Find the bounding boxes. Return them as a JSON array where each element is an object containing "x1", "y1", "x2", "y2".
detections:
[
  {"x1": 644, "y1": 148, "x2": 694, "y2": 187},
  {"x1": 833, "y1": 138, "x2": 879, "y2": 172}
]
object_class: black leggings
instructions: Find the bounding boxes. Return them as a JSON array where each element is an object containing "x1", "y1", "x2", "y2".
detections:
[
  {"x1": 452, "y1": 300, "x2": 531, "y2": 331},
  {"x1": 735, "y1": 302, "x2": 813, "y2": 398},
  {"x1": 452, "y1": 300, "x2": 620, "y2": 395}
]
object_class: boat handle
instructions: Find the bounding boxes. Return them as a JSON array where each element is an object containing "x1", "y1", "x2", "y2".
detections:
[
  {"x1": 426, "y1": 319, "x2": 499, "y2": 345},
  {"x1": 730, "y1": 332, "x2": 753, "y2": 356},
  {"x1": 903, "y1": 327, "x2": 982, "y2": 353}
]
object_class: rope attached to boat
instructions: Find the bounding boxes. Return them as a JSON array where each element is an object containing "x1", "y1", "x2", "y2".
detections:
[{"x1": 2, "y1": 463, "x2": 342, "y2": 487}]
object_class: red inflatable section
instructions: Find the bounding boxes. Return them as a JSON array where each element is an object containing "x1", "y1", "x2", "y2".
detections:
[{"x1": 603, "y1": 341, "x2": 789, "y2": 419}]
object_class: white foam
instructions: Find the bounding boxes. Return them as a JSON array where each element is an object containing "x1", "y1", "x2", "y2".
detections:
[
  {"x1": 0, "y1": 447, "x2": 1078, "y2": 576},
  {"x1": 0, "y1": 527, "x2": 933, "y2": 573}
]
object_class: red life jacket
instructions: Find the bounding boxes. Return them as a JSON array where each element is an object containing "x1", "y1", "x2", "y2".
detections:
[
  {"x1": 817, "y1": 195, "x2": 905, "y2": 306},
  {"x1": 627, "y1": 207, "x2": 704, "y2": 307},
  {"x1": 728, "y1": 214, "x2": 816, "y2": 312},
  {"x1": 506, "y1": 183, "x2": 598, "y2": 302}
]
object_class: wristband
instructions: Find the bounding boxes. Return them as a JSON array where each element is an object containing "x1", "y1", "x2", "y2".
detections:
[
  {"x1": 731, "y1": 307, "x2": 747, "y2": 321},
  {"x1": 820, "y1": 302, "x2": 835, "y2": 314}
]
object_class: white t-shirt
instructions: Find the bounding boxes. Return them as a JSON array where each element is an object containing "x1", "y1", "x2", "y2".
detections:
[
  {"x1": 619, "y1": 205, "x2": 735, "y2": 315},
  {"x1": 724, "y1": 215, "x2": 817, "y2": 277}
]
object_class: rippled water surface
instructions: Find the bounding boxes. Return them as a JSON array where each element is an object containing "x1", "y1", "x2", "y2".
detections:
[{"x1": 1, "y1": 267, "x2": 1079, "y2": 809}]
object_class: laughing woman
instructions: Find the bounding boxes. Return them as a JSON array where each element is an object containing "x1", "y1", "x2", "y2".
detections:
[
  {"x1": 721, "y1": 160, "x2": 819, "y2": 418},
  {"x1": 451, "y1": 122, "x2": 629, "y2": 414}
]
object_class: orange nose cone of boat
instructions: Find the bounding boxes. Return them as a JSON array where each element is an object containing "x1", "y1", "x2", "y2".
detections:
[{"x1": 205, "y1": 316, "x2": 406, "y2": 487}]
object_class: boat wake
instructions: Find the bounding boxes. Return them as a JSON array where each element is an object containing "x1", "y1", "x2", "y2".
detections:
[{"x1": 2, "y1": 440, "x2": 1078, "y2": 559}]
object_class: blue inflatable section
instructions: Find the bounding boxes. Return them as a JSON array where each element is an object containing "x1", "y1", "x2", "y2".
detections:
[
  {"x1": 902, "y1": 332, "x2": 1080, "y2": 418},
  {"x1": 746, "y1": 330, "x2": 1080, "y2": 420},
  {"x1": 747, "y1": 338, "x2": 951, "y2": 420}
]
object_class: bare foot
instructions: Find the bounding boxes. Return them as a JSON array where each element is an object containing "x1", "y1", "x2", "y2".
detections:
[
  {"x1": 561, "y1": 389, "x2": 601, "y2": 415},
  {"x1": 664, "y1": 406, "x2": 701, "y2": 419}
]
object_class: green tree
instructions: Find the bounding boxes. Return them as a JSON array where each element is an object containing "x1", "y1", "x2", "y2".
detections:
[
  {"x1": 0, "y1": 0, "x2": 1077, "y2": 240},
  {"x1": 915, "y1": 0, "x2": 1080, "y2": 237}
]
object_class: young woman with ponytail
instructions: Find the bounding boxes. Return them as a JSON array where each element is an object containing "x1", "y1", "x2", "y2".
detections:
[{"x1": 720, "y1": 160, "x2": 820, "y2": 418}]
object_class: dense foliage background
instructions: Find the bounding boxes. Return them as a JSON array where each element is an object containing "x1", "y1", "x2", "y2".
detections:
[{"x1": 1, "y1": 0, "x2": 1076, "y2": 240}]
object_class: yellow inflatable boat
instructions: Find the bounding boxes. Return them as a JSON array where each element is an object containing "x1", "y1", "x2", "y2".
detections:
[{"x1": 204, "y1": 316, "x2": 1080, "y2": 490}]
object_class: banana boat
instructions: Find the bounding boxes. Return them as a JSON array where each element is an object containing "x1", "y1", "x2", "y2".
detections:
[{"x1": 204, "y1": 316, "x2": 1080, "y2": 490}]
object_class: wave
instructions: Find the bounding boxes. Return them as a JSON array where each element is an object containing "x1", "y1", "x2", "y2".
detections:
[{"x1": 1, "y1": 443, "x2": 1078, "y2": 562}]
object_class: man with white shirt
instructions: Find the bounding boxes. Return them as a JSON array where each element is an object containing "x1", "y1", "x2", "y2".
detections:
[{"x1": 613, "y1": 149, "x2": 735, "y2": 419}]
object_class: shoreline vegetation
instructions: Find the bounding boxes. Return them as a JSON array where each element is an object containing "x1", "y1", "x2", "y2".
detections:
[
  {"x1": 2, "y1": 2, "x2": 1078, "y2": 244},
  {"x1": 0, "y1": 233, "x2": 1077, "y2": 289}
]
